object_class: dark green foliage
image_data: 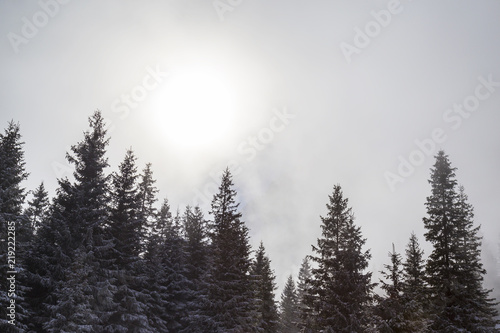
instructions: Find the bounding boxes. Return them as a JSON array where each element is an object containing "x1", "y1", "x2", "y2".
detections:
[
  {"x1": 251, "y1": 242, "x2": 279, "y2": 333},
  {"x1": 207, "y1": 168, "x2": 259, "y2": 332},
  {"x1": 278, "y1": 275, "x2": 300, "y2": 333},
  {"x1": 0, "y1": 121, "x2": 29, "y2": 332},
  {"x1": 424, "y1": 151, "x2": 498, "y2": 331},
  {"x1": 308, "y1": 184, "x2": 374, "y2": 332}
]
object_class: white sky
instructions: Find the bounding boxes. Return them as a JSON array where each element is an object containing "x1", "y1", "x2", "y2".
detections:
[{"x1": 1, "y1": 0, "x2": 500, "y2": 296}]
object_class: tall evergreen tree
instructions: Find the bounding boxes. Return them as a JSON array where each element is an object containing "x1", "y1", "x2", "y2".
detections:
[
  {"x1": 251, "y1": 242, "x2": 279, "y2": 333},
  {"x1": 207, "y1": 168, "x2": 259, "y2": 332},
  {"x1": 182, "y1": 205, "x2": 213, "y2": 332},
  {"x1": 45, "y1": 111, "x2": 116, "y2": 332},
  {"x1": 308, "y1": 184, "x2": 374, "y2": 332},
  {"x1": 278, "y1": 275, "x2": 300, "y2": 333},
  {"x1": 0, "y1": 121, "x2": 29, "y2": 332},
  {"x1": 106, "y1": 149, "x2": 152, "y2": 332},
  {"x1": 423, "y1": 151, "x2": 498, "y2": 331}
]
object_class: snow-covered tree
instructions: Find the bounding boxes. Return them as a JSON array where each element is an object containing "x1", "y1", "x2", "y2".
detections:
[
  {"x1": 0, "y1": 121, "x2": 29, "y2": 331},
  {"x1": 424, "y1": 151, "x2": 498, "y2": 331},
  {"x1": 296, "y1": 256, "x2": 314, "y2": 332},
  {"x1": 251, "y1": 242, "x2": 279, "y2": 333},
  {"x1": 308, "y1": 184, "x2": 374, "y2": 332},
  {"x1": 278, "y1": 275, "x2": 300, "y2": 333},
  {"x1": 206, "y1": 168, "x2": 259, "y2": 332}
]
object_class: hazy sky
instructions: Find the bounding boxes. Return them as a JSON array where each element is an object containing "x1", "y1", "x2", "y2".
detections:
[{"x1": 2, "y1": 0, "x2": 500, "y2": 295}]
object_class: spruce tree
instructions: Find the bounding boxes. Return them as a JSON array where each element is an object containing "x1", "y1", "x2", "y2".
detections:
[
  {"x1": 308, "y1": 184, "x2": 374, "y2": 332},
  {"x1": 182, "y1": 205, "x2": 213, "y2": 332},
  {"x1": 251, "y1": 242, "x2": 279, "y2": 333},
  {"x1": 401, "y1": 232, "x2": 428, "y2": 332},
  {"x1": 296, "y1": 257, "x2": 314, "y2": 333},
  {"x1": 423, "y1": 151, "x2": 498, "y2": 331},
  {"x1": 207, "y1": 168, "x2": 259, "y2": 332},
  {"x1": 106, "y1": 149, "x2": 152, "y2": 332},
  {"x1": 278, "y1": 275, "x2": 300, "y2": 333},
  {"x1": 0, "y1": 121, "x2": 29, "y2": 332},
  {"x1": 45, "y1": 111, "x2": 116, "y2": 331},
  {"x1": 376, "y1": 244, "x2": 427, "y2": 332}
]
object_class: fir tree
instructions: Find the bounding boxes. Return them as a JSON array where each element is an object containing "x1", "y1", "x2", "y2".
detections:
[
  {"x1": 182, "y1": 205, "x2": 213, "y2": 332},
  {"x1": 106, "y1": 149, "x2": 152, "y2": 332},
  {"x1": 423, "y1": 151, "x2": 498, "y2": 331},
  {"x1": 278, "y1": 275, "x2": 300, "y2": 333},
  {"x1": 296, "y1": 256, "x2": 314, "y2": 333},
  {"x1": 0, "y1": 121, "x2": 29, "y2": 332},
  {"x1": 376, "y1": 244, "x2": 427, "y2": 332},
  {"x1": 24, "y1": 182, "x2": 50, "y2": 232},
  {"x1": 308, "y1": 184, "x2": 374, "y2": 332},
  {"x1": 45, "y1": 111, "x2": 116, "y2": 331},
  {"x1": 251, "y1": 242, "x2": 279, "y2": 333},
  {"x1": 207, "y1": 168, "x2": 259, "y2": 332}
]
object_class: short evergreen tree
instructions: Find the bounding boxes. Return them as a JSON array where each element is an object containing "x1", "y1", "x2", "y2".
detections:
[
  {"x1": 251, "y1": 242, "x2": 279, "y2": 333},
  {"x1": 278, "y1": 275, "x2": 300, "y2": 333},
  {"x1": 296, "y1": 257, "x2": 314, "y2": 332}
]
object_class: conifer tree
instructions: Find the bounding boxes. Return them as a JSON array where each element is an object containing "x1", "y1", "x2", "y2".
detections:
[
  {"x1": 182, "y1": 205, "x2": 213, "y2": 332},
  {"x1": 24, "y1": 182, "x2": 50, "y2": 232},
  {"x1": 296, "y1": 257, "x2": 314, "y2": 332},
  {"x1": 423, "y1": 151, "x2": 498, "y2": 331},
  {"x1": 0, "y1": 121, "x2": 29, "y2": 332},
  {"x1": 308, "y1": 184, "x2": 374, "y2": 332},
  {"x1": 207, "y1": 168, "x2": 259, "y2": 332},
  {"x1": 106, "y1": 149, "x2": 152, "y2": 332},
  {"x1": 251, "y1": 242, "x2": 279, "y2": 333},
  {"x1": 45, "y1": 111, "x2": 116, "y2": 331},
  {"x1": 376, "y1": 244, "x2": 427, "y2": 332},
  {"x1": 401, "y1": 232, "x2": 428, "y2": 332},
  {"x1": 278, "y1": 275, "x2": 300, "y2": 333}
]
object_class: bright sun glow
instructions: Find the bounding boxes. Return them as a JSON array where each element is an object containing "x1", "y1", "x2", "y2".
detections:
[{"x1": 152, "y1": 66, "x2": 236, "y2": 149}]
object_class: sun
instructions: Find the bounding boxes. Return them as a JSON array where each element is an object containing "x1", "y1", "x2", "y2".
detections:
[{"x1": 151, "y1": 65, "x2": 237, "y2": 149}]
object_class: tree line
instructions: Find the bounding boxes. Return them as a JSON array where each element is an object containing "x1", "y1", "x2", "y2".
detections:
[{"x1": 0, "y1": 111, "x2": 498, "y2": 332}]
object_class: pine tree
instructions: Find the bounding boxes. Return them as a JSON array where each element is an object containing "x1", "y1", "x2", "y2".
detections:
[
  {"x1": 137, "y1": 162, "x2": 158, "y2": 250},
  {"x1": 24, "y1": 182, "x2": 50, "y2": 233},
  {"x1": 0, "y1": 121, "x2": 29, "y2": 332},
  {"x1": 278, "y1": 275, "x2": 300, "y2": 333},
  {"x1": 182, "y1": 205, "x2": 213, "y2": 332},
  {"x1": 106, "y1": 149, "x2": 152, "y2": 332},
  {"x1": 207, "y1": 168, "x2": 259, "y2": 332},
  {"x1": 423, "y1": 151, "x2": 498, "y2": 331},
  {"x1": 45, "y1": 111, "x2": 116, "y2": 331},
  {"x1": 296, "y1": 257, "x2": 314, "y2": 332},
  {"x1": 251, "y1": 242, "x2": 279, "y2": 333},
  {"x1": 375, "y1": 243, "x2": 427, "y2": 332},
  {"x1": 401, "y1": 232, "x2": 428, "y2": 332},
  {"x1": 308, "y1": 184, "x2": 374, "y2": 332},
  {"x1": 144, "y1": 198, "x2": 172, "y2": 332}
]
